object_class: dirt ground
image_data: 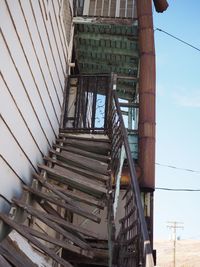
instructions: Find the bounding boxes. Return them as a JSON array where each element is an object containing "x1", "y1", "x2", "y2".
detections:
[{"x1": 154, "y1": 240, "x2": 200, "y2": 267}]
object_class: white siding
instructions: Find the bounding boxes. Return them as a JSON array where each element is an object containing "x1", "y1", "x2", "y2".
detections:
[
  {"x1": 83, "y1": 0, "x2": 137, "y2": 18},
  {"x1": 0, "y1": 0, "x2": 73, "y2": 235}
]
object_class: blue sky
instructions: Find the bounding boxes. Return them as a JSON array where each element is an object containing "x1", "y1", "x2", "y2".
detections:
[{"x1": 153, "y1": 0, "x2": 200, "y2": 240}]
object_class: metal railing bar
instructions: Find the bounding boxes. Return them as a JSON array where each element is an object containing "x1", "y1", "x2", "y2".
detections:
[{"x1": 112, "y1": 90, "x2": 154, "y2": 265}]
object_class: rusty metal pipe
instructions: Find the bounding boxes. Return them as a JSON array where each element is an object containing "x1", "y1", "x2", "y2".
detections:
[
  {"x1": 153, "y1": 0, "x2": 169, "y2": 13},
  {"x1": 137, "y1": 0, "x2": 156, "y2": 190}
]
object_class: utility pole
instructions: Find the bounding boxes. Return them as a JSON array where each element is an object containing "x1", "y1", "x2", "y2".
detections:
[{"x1": 167, "y1": 221, "x2": 184, "y2": 267}]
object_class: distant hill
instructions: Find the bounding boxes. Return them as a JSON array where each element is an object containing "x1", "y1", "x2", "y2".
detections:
[{"x1": 154, "y1": 240, "x2": 200, "y2": 267}]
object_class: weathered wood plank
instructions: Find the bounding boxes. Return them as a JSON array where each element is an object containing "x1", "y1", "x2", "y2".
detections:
[
  {"x1": 53, "y1": 186, "x2": 105, "y2": 209},
  {"x1": 20, "y1": 197, "x2": 100, "y2": 239},
  {"x1": 49, "y1": 149, "x2": 109, "y2": 175},
  {"x1": 44, "y1": 156, "x2": 109, "y2": 183},
  {"x1": 21, "y1": 202, "x2": 101, "y2": 239},
  {"x1": 38, "y1": 199, "x2": 64, "y2": 218},
  {"x1": 86, "y1": 241, "x2": 108, "y2": 249},
  {"x1": 55, "y1": 138, "x2": 110, "y2": 155},
  {"x1": 24, "y1": 182, "x2": 101, "y2": 223},
  {"x1": 59, "y1": 133, "x2": 110, "y2": 143},
  {"x1": 0, "y1": 213, "x2": 73, "y2": 267},
  {"x1": 59, "y1": 128, "x2": 107, "y2": 135},
  {"x1": 0, "y1": 254, "x2": 12, "y2": 267},
  {"x1": 25, "y1": 180, "x2": 77, "y2": 207},
  {"x1": 38, "y1": 164, "x2": 107, "y2": 196},
  {"x1": 62, "y1": 248, "x2": 109, "y2": 266},
  {"x1": 12, "y1": 199, "x2": 90, "y2": 250},
  {"x1": 53, "y1": 164, "x2": 106, "y2": 187},
  {"x1": 21, "y1": 225, "x2": 94, "y2": 258},
  {"x1": 0, "y1": 237, "x2": 37, "y2": 267},
  {"x1": 53, "y1": 143, "x2": 110, "y2": 163}
]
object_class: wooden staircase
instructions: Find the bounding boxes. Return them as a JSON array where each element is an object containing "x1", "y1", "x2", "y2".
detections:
[
  {"x1": 0, "y1": 130, "x2": 112, "y2": 267},
  {"x1": 0, "y1": 75, "x2": 155, "y2": 266}
]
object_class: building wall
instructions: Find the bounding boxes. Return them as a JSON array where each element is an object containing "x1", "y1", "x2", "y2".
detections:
[
  {"x1": 0, "y1": 0, "x2": 73, "y2": 236},
  {"x1": 83, "y1": 0, "x2": 137, "y2": 18}
]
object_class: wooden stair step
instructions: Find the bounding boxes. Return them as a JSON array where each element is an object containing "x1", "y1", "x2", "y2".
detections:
[
  {"x1": 0, "y1": 213, "x2": 73, "y2": 267},
  {"x1": 26, "y1": 179, "x2": 101, "y2": 223},
  {"x1": 38, "y1": 164, "x2": 107, "y2": 197},
  {"x1": 44, "y1": 156, "x2": 109, "y2": 183},
  {"x1": 53, "y1": 143, "x2": 110, "y2": 163},
  {"x1": 55, "y1": 138, "x2": 110, "y2": 155},
  {"x1": 62, "y1": 248, "x2": 109, "y2": 266},
  {"x1": 0, "y1": 254, "x2": 12, "y2": 267},
  {"x1": 49, "y1": 149, "x2": 109, "y2": 175},
  {"x1": 0, "y1": 237, "x2": 37, "y2": 267},
  {"x1": 59, "y1": 128, "x2": 106, "y2": 135},
  {"x1": 87, "y1": 240, "x2": 108, "y2": 249},
  {"x1": 15, "y1": 198, "x2": 100, "y2": 239},
  {"x1": 52, "y1": 186, "x2": 105, "y2": 209},
  {"x1": 13, "y1": 198, "x2": 91, "y2": 250},
  {"x1": 59, "y1": 133, "x2": 110, "y2": 143},
  {"x1": 21, "y1": 225, "x2": 94, "y2": 259},
  {"x1": 54, "y1": 164, "x2": 106, "y2": 187}
]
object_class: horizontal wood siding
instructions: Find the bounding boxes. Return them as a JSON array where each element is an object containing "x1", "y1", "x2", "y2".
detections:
[
  {"x1": 0, "y1": 0, "x2": 72, "y2": 223},
  {"x1": 84, "y1": 0, "x2": 137, "y2": 18}
]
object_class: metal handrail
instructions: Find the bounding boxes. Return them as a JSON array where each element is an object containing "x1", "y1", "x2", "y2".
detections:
[
  {"x1": 110, "y1": 90, "x2": 154, "y2": 266},
  {"x1": 64, "y1": 75, "x2": 110, "y2": 130},
  {"x1": 63, "y1": 73, "x2": 154, "y2": 266}
]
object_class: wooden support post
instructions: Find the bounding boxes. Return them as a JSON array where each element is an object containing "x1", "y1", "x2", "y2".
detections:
[{"x1": 0, "y1": 213, "x2": 73, "y2": 267}]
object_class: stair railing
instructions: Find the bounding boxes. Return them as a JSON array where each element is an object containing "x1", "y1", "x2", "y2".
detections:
[
  {"x1": 108, "y1": 89, "x2": 154, "y2": 267},
  {"x1": 63, "y1": 74, "x2": 111, "y2": 132}
]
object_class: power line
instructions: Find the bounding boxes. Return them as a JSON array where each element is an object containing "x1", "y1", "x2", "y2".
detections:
[
  {"x1": 155, "y1": 27, "x2": 200, "y2": 53},
  {"x1": 156, "y1": 162, "x2": 200, "y2": 174},
  {"x1": 156, "y1": 187, "x2": 200, "y2": 192}
]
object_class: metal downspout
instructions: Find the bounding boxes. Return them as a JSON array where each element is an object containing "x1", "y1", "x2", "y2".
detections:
[{"x1": 137, "y1": 0, "x2": 156, "y2": 190}]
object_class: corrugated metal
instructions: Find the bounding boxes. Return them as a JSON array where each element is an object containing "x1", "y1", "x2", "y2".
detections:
[{"x1": 0, "y1": 0, "x2": 72, "y2": 239}]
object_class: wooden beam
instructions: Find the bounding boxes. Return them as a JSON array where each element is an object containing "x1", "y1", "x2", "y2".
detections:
[
  {"x1": 76, "y1": 32, "x2": 138, "y2": 42},
  {"x1": 62, "y1": 248, "x2": 108, "y2": 266},
  {"x1": 53, "y1": 143, "x2": 110, "y2": 163},
  {"x1": 54, "y1": 186, "x2": 105, "y2": 209},
  {"x1": 52, "y1": 138, "x2": 110, "y2": 155},
  {"x1": 24, "y1": 182, "x2": 101, "y2": 223},
  {"x1": 119, "y1": 103, "x2": 139, "y2": 108},
  {"x1": 14, "y1": 199, "x2": 100, "y2": 239},
  {"x1": 76, "y1": 57, "x2": 137, "y2": 69},
  {"x1": 49, "y1": 149, "x2": 109, "y2": 176},
  {"x1": 59, "y1": 128, "x2": 107, "y2": 134},
  {"x1": 0, "y1": 255, "x2": 12, "y2": 267},
  {"x1": 38, "y1": 164, "x2": 107, "y2": 196},
  {"x1": 0, "y1": 237, "x2": 37, "y2": 267},
  {"x1": 59, "y1": 133, "x2": 110, "y2": 143},
  {"x1": 44, "y1": 156, "x2": 109, "y2": 183},
  {"x1": 12, "y1": 199, "x2": 91, "y2": 250},
  {"x1": 0, "y1": 213, "x2": 73, "y2": 267},
  {"x1": 21, "y1": 225, "x2": 94, "y2": 258}
]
